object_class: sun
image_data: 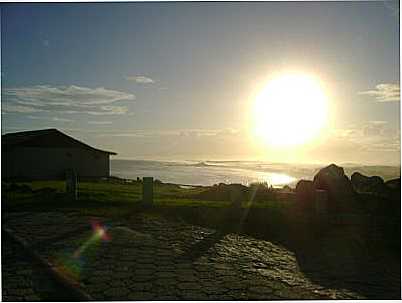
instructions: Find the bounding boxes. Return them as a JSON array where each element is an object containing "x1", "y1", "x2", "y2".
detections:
[{"x1": 253, "y1": 73, "x2": 329, "y2": 148}]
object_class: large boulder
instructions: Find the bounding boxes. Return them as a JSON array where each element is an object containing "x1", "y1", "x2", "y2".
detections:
[
  {"x1": 384, "y1": 178, "x2": 401, "y2": 202},
  {"x1": 351, "y1": 172, "x2": 387, "y2": 194},
  {"x1": 313, "y1": 164, "x2": 358, "y2": 212},
  {"x1": 385, "y1": 178, "x2": 401, "y2": 191},
  {"x1": 352, "y1": 173, "x2": 401, "y2": 202},
  {"x1": 295, "y1": 180, "x2": 314, "y2": 210}
]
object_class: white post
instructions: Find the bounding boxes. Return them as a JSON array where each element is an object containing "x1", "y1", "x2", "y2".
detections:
[
  {"x1": 65, "y1": 170, "x2": 77, "y2": 200},
  {"x1": 143, "y1": 177, "x2": 154, "y2": 205}
]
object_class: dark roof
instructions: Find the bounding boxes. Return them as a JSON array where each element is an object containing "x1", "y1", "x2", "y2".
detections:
[{"x1": 2, "y1": 128, "x2": 117, "y2": 155}]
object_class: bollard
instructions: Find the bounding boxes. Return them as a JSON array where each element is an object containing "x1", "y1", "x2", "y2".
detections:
[
  {"x1": 65, "y1": 169, "x2": 77, "y2": 200},
  {"x1": 230, "y1": 185, "x2": 242, "y2": 208},
  {"x1": 315, "y1": 189, "x2": 328, "y2": 216},
  {"x1": 142, "y1": 177, "x2": 154, "y2": 205}
]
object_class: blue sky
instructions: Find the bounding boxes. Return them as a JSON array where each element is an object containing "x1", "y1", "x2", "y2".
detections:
[{"x1": 1, "y1": 2, "x2": 400, "y2": 164}]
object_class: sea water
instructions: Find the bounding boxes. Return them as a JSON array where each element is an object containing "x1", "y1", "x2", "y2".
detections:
[
  {"x1": 110, "y1": 160, "x2": 319, "y2": 187},
  {"x1": 111, "y1": 160, "x2": 400, "y2": 187}
]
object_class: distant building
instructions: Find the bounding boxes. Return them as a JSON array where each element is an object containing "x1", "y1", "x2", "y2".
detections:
[{"x1": 2, "y1": 128, "x2": 117, "y2": 180}]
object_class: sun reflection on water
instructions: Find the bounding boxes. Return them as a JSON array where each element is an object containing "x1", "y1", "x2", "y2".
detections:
[{"x1": 255, "y1": 171, "x2": 296, "y2": 187}]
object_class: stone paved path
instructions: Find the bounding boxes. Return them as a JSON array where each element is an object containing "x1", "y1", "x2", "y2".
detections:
[
  {"x1": 2, "y1": 230, "x2": 77, "y2": 301},
  {"x1": 2, "y1": 234, "x2": 43, "y2": 302},
  {"x1": 3, "y1": 211, "x2": 368, "y2": 300}
]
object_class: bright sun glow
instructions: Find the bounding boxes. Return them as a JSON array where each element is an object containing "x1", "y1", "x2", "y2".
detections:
[{"x1": 253, "y1": 73, "x2": 329, "y2": 147}]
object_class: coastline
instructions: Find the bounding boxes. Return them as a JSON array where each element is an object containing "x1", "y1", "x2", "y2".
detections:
[{"x1": 110, "y1": 159, "x2": 401, "y2": 188}]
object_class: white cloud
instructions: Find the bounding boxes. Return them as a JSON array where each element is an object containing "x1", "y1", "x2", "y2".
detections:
[
  {"x1": 358, "y1": 83, "x2": 400, "y2": 102},
  {"x1": 96, "y1": 128, "x2": 240, "y2": 138},
  {"x1": 2, "y1": 85, "x2": 135, "y2": 115},
  {"x1": 383, "y1": 0, "x2": 399, "y2": 17},
  {"x1": 126, "y1": 76, "x2": 155, "y2": 84},
  {"x1": 27, "y1": 115, "x2": 74, "y2": 123},
  {"x1": 3, "y1": 104, "x2": 44, "y2": 113},
  {"x1": 87, "y1": 105, "x2": 128, "y2": 115},
  {"x1": 330, "y1": 121, "x2": 399, "y2": 152},
  {"x1": 52, "y1": 117, "x2": 74, "y2": 123},
  {"x1": 100, "y1": 133, "x2": 146, "y2": 138},
  {"x1": 369, "y1": 120, "x2": 388, "y2": 125},
  {"x1": 88, "y1": 121, "x2": 113, "y2": 125}
]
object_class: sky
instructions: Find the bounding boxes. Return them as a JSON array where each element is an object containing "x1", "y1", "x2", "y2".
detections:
[{"x1": 1, "y1": 1, "x2": 400, "y2": 165}]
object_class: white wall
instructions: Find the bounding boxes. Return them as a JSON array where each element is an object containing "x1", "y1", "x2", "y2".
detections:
[{"x1": 4, "y1": 147, "x2": 110, "y2": 179}]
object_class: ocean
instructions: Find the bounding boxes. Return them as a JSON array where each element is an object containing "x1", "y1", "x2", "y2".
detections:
[{"x1": 111, "y1": 160, "x2": 401, "y2": 187}]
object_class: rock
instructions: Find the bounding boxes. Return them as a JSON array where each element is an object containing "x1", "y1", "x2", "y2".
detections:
[
  {"x1": 312, "y1": 164, "x2": 357, "y2": 212},
  {"x1": 315, "y1": 189, "x2": 328, "y2": 216},
  {"x1": 385, "y1": 178, "x2": 401, "y2": 191},
  {"x1": 352, "y1": 173, "x2": 400, "y2": 202},
  {"x1": 248, "y1": 286, "x2": 274, "y2": 294},
  {"x1": 351, "y1": 172, "x2": 386, "y2": 194},
  {"x1": 295, "y1": 180, "x2": 314, "y2": 210},
  {"x1": 282, "y1": 185, "x2": 293, "y2": 192},
  {"x1": 230, "y1": 184, "x2": 244, "y2": 207}
]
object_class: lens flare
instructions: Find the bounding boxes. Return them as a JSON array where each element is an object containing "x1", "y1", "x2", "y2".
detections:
[
  {"x1": 50, "y1": 220, "x2": 111, "y2": 281},
  {"x1": 73, "y1": 220, "x2": 111, "y2": 258},
  {"x1": 51, "y1": 252, "x2": 84, "y2": 281}
]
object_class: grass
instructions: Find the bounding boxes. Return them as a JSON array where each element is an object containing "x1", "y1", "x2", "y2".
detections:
[
  {"x1": 3, "y1": 179, "x2": 286, "y2": 208},
  {"x1": 2, "y1": 179, "x2": 239, "y2": 218},
  {"x1": 2, "y1": 178, "x2": 301, "y2": 246}
]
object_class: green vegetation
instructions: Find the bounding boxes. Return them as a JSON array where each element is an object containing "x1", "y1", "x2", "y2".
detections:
[
  {"x1": 2, "y1": 179, "x2": 251, "y2": 217},
  {"x1": 2, "y1": 178, "x2": 295, "y2": 220}
]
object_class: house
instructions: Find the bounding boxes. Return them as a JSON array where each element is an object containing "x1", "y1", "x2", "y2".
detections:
[{"x1": 2, "y1": 128, "x2": 117, "y2": 180}]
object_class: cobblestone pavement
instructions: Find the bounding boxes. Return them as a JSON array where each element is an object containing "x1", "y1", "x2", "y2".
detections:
[
  {"x1": 2, "y1": 231, "x2": 75, "y2": 301},
  {"x1": 2, "y1": 234, "x2": 44, "y2": 301},
  {"x1": 3, "y1": 211, "x2": 372, "y2": 300}
]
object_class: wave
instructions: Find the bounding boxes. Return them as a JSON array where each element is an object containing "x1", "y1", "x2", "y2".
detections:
[{"x1": 192, "y1": 161, "x2": 210, "y2": 167}]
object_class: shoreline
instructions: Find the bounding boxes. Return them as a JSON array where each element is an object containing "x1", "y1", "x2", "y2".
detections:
[
  {"x1": 110, "y1": 160, "x2": 401, "y2": 188},
  {"x1": 109, "y1": 175, "x2": 295, "y2": 190}
]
